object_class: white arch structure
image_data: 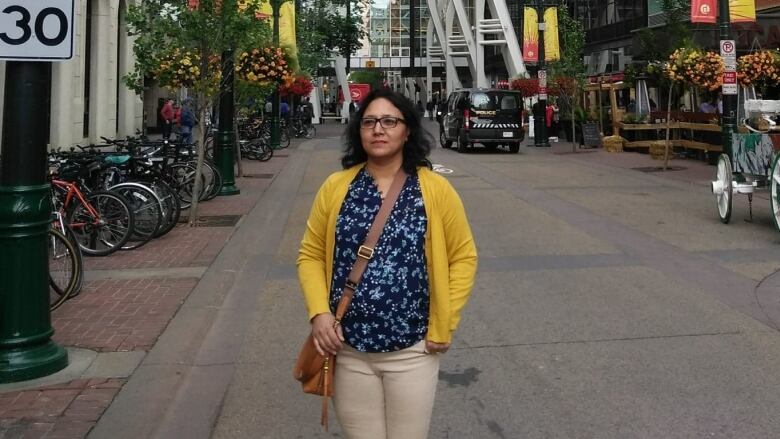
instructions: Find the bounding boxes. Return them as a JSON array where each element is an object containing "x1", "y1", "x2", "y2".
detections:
[{"x1": 426, "y1": 0, "x2": 527, "y2": 93}]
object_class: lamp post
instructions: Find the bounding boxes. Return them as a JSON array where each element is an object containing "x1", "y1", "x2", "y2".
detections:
[
  {"x1": 533, "y1": 0, "x2": 551, "y2": 147},
  {"x1": 718, "y1": 0, "x2": 736, "y2": 159},
  {"x1": 269, "y1": 0, "x2": 282, "y2": 150},
  {"x1": 216, "y1": 48, "x2": 240, "y2": 195},
  {"x1": 0, "y1": 62, "x2": 68, "y2": 383},
  {"x1": 215, "y1": 0, "x2": 240, "y2": 196}
]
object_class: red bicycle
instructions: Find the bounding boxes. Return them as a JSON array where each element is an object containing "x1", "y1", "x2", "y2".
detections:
[{"x1": 51, "y1": 178, "x2": 135, "y2": 256}]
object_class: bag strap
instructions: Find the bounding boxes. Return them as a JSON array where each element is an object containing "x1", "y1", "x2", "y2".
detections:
[
  {"x1": 333, "y1": 168, "x2": 408, "y2": 322},
  {"x1": 319, "y1": 168, "x2": 406, "y2": 431}
]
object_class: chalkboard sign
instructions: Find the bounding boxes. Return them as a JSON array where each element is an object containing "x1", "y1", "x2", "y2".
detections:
[{"x1": 582, "y1": 122, "x2": 602, "y2": 148}]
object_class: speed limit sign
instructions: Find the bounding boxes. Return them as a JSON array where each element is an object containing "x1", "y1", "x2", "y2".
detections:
[{"x1": 0, "y1": 0, "x2": 75, "y2": 61}]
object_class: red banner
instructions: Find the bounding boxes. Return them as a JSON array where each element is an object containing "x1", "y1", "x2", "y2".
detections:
[{"x1": 691, "y1": 0, "x2": 717, "y2": 23}]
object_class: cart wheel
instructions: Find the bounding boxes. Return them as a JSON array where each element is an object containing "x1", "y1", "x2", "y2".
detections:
[
  {"x1": 770, "y1": 153, "x2": 780, "y2": 233},
  {"x1": 713, "y1": 154, "x2": 733, "y2": 224}
]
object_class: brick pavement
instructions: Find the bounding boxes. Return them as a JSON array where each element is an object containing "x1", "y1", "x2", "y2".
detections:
[
  {"x1": 0, "y1": 379, "x2": 123, "y2": 439},
  {"x1": 0, "y1": 150, "x2": 293, "y2": 438}
]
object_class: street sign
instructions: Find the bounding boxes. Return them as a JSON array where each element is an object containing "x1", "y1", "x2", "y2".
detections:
[
  {"x1": 0, "y1": 0, "x2": 75, "y2": 61},
  {"x1": 723, "y1": 71, "x2": 738, "y2": 95},
  {"x1": 720, "y1": 40, "x2": 737, "y2": 95},
  {"x1": 720, "y1": 40, "x2": 737, "y2": 69}
]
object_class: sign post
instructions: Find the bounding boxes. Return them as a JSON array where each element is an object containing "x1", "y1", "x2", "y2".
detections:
[
  {"x1": 0, "y1": 0, "x2": 74, "y2": 382},
  {"x1": 718, "y1": 0, "x2": 737, "y2": 160}
]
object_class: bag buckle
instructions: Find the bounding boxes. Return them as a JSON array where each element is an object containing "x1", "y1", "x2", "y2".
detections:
[
  {"x1": 357, "y1": 245, "x2": 374, "y2": 260},
  {"x1": 345, "y1": 279, "x2": 358, "y2": 291}
]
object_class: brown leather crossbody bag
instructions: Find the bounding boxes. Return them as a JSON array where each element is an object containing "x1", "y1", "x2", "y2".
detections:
[{"x1": 293, "y1": 169, "x2": 408, "y2": 430}]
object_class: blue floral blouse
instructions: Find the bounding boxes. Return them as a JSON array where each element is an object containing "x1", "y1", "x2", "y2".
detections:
[{"x1": 329, "y1": 168, "x2": 430, "y2": 353}]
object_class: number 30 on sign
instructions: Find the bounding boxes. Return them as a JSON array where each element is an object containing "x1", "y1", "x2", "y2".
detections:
[{"x1": 0, "y1": 0, "x2": 75, "y2": 61}]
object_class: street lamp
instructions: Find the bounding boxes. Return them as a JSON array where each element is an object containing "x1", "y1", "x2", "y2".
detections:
[
  {"x1": 531, "y1": 0, "x2": 552, "y2": 148},
  {"x1": 0, "y1": 62, "x2": 68, "y2": 383},
  {"x1": 215, "y1": 0, "x2": 240, "y2": 196},
  {"x1": 269, "y1": 0, "x2": 284, "y2": 150}
]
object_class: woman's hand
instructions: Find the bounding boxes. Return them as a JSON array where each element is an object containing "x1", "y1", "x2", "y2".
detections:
[
  {"x1": 311, "y1": 313, "x2": 344, "y2": 356},
  {"x1": 425, "y1": 341, "x2": 450, "y2": 354}
]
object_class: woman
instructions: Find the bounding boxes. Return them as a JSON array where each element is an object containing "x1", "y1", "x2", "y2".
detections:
[{"x1": 297, "y1": 88, "x2": 478, "y2": 438}]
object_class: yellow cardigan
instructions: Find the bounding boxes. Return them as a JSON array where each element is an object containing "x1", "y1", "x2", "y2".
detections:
[{"x1": 297, "y1": 165, "x2": 478, "y2": 344}]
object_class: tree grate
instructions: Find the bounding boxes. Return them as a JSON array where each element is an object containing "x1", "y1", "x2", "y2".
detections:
[
  {"x1": 179, "y1": 215, "x2": 242, "y2": 227},
  {"x1": 631, "y1": 166, "x2": 687, "y2": 173}
]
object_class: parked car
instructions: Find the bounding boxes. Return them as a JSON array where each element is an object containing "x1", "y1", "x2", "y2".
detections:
[{"x1": 438, "y1": 88, "x2": 525, "y2": 153}]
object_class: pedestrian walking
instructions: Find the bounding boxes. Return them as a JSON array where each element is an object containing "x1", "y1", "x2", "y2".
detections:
[
  {"x1": 180, "y1": 98, "x2": 197, "y2": 144},
  {"x1": 297, "y1": 88, "x2": 478, "y2": 439},
  {"x1": 160, "y1": 99, "x2": 175, "y2": 140}
]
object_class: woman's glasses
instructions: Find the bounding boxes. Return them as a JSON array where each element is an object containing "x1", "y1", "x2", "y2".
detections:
[{"x1": 360, "y1": 116, "x2": 405, "y2": 130}]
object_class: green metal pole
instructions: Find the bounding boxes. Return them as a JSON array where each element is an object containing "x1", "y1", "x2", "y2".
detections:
[
  {"x1": 269, "y1": 0, "x2": 282, "y2": 150},
  {"x1": 718, "y1": 0, "x2": 736, "y2": 160},
  {"x1": 0, "y1": 62, "x2": 68, "y2": 383},
  {"x1": 217, "y1": 48, "x2": 240, "y2": 196},
  {"x1": 534, "y1": 0, "x2": 550, "y2": 147}
]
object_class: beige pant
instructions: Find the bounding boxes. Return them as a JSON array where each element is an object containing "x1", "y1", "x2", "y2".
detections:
[{"x1": 333, "y1": 340, "x2": 440, "y2": 439}]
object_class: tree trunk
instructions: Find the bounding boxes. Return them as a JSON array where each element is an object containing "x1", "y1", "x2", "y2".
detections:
[
  {"x1": 188, "y1": 101, "x2": 208, "y2": 227},
  {"x1": 233, "y1": 112, "x2": 242, "y2": 177},
  {"x1": 663, "y1": 82, "x2": 674, "y2": 171}
]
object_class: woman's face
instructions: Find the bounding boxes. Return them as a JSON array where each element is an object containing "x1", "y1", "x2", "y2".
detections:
[{"x1": 359, "y1": 98, "x2": 409, "y2": 163}]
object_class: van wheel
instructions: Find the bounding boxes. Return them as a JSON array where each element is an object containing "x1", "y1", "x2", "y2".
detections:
[
  {"x1": 439, "y1": 127, "x2": 452, "y2": 148},
  {"x1": 509, "y1": 143, "x2": 520, "y2": 153},
  {"x1": 457, "y1": 133, "x2": 468, "y2": 153}
]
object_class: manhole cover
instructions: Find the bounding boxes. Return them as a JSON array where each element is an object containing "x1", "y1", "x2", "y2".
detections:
[
  {"x1": 243, "y1": 173, "x2": 274, "y2": 179},
  {"x1": 179, "y1": 215, "x2": 242, "y2": 227},
  {"x1": 631, "y1": 166, "x2": 687, "y2": 173}
]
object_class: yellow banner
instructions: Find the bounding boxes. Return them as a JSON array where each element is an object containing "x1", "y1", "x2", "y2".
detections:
[
  {"x1": 260, "y1": 1, "x2": 299, "y2": 62},
  {"x1": 544, "y1": 7, "x2": 560, "y2": 61},
  {"x1": 730, "y1": 0, "x2": 756, "y2": 22},
  {"x1": 523, "y1": 7, "x2": 538, "y2": 63}
]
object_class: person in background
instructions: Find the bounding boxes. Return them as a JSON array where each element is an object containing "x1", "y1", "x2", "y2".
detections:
[
  {"x1": 160, "y1": 99, "x2": 175, "y2": 140},
  {"x1": 281, "y1": 100, "x2": 290, "y2": 125},
  {"x1": 699, "y1": 100, "x2": 717, "y2": 114},
  {"x1": 173, "y1": 103, "x2": 182, "y2": 137},
  {"x1": 180, "y1": 98, "x2": 197, "y2": 144},
  {"x1": 416, "y1": 100, "x2": 425, "y2": 117}
]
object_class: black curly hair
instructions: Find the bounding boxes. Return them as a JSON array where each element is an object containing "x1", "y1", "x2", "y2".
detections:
[{"x1": 341, "y1": 88, "x2": 433, "y2": 174}]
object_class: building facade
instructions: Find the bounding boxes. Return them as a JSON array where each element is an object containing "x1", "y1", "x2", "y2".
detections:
[{"x1": 0, "y1": 0, "x2": 143, "y2": 151}]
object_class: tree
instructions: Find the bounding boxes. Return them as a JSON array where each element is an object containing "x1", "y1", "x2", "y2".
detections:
[
  {"x1": 636, "y1": 0, "x2": 693, "y2": 63},
  {"x1": 125, "y1": 0, "x2": 274, "y2": 224},
  {"x1": 295, "y1": 0, "x2": 368, "y2": 74},
  {"x1": 547, "y1": 6, "x2": 585, "y2": 151}
]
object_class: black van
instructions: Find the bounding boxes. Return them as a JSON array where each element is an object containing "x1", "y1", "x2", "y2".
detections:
[{"x1": 438, "y1": 89, "x2": 524, "y2": 153}]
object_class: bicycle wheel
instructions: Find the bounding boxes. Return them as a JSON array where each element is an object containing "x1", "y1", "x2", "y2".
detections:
[
  {"x1": 280, "y1": 129, "x2": 291, "y2": 148},
  {"x1": 67, "y1": 191, "x2": 135, "y2": 256},
  {"x1": 252, "y1": 139, "x2": 274, "y2": 162},
  {"x1": 109, "y1": 182, "x2": 163, "y2": 250},
  {"x1": 147, "y1": 179, "x2": 181, "y2": 238},
  {"x1": 62, "y1": 226, "x2": 84, "y2": 298},
  {"x1": 49, "y1": 229, "x2": 80, "y2": 311},
  {"x1": 203, "y1": 159, "x2": 223, "y2": 201},
  {"x1": 168, "y1": 163, "x2": 202, "y2": 209}
]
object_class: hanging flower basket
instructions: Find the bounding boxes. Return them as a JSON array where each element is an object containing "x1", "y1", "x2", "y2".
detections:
[
  {"x1": 155, "y1": 49, "x2": 203, "y2": 89},
  {"x1": 665, "y1": 48, "x2": 724, "y2": 91},
  {"x1": 510, "y1": 78, "x2": 539, "y2": 96},
  {"x1": 737, "y1": 49, "x2": 780, "y2": 89},
  {"x1": 279, "y1": 75, "x2": 314, "y2": 97},
  {"x1": 236, "y1": 47, "x2": 292, "y2": 86}
]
